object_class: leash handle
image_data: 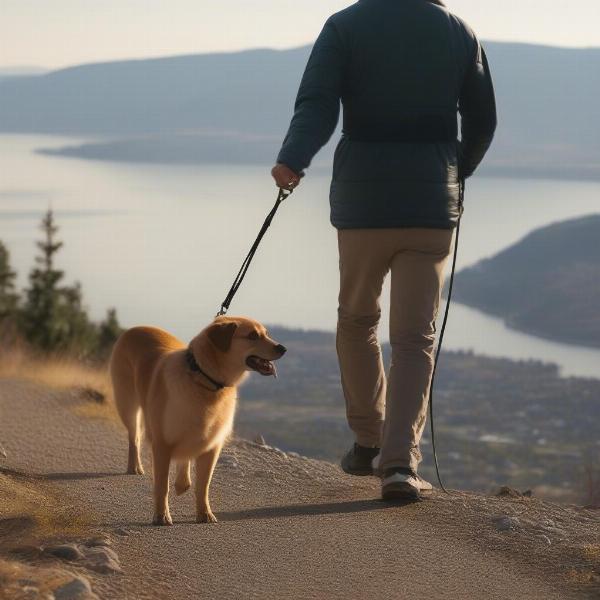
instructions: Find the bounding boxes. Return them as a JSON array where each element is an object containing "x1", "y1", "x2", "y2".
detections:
[
  {"x1": 428, "y1": 178, "x2": 465, "y2": 494},
  {"x1": 217, "y1": 187, "x2": 292, "y2": 317}
]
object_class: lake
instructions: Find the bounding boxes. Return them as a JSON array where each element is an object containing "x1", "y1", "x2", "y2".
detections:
[{"x1": 2, "y1": 134, "x2": 600, "y2": 378}]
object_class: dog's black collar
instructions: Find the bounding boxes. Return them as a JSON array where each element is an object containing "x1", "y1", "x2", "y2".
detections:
[{"x1": 185, "y1": 348, "x2": 225, "y2": 391}]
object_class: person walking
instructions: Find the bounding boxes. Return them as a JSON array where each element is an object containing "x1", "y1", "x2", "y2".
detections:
[{"x1": 271, "y1": 0, "x2": 496, "y2": 500}]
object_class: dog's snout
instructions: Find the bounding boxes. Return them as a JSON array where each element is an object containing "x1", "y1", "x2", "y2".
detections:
[{"x1": 275, "y1": 344, "x2": 287, "y2": 356}]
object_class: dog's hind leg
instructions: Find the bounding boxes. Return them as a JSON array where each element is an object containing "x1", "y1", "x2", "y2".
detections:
[
  {"x1": 175, "y1": 460, "x2": 191, "y2": 496},
  {"x1": 111, "y1": 359, "x2": 145, "y2": 475},
  {"x1": 115, "y1": 390, "x2": 144, "y2": 474},
  {"x1": 125, "y1": 408, "x2": 145, "y2": 475}
]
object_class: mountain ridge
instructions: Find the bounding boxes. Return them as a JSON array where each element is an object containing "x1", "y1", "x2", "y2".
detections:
[
  {"x1": 11, "y1": 39, "x2": 600, "y2": 76},
  {"x1": 452, "y1": 214, "x2": 600, "y2": 347},
  {"x1": 2, "y1": 41, "x2": 600, "y2": 178}
]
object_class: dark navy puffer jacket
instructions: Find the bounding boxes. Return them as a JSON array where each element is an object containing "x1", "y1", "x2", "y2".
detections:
[{"x1": 276, "y1": 0, "x2": 497, "y2": 229}]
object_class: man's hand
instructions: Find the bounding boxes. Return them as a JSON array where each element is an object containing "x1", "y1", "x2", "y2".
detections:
[{"x1": 271, "y1": 163, "x2": 302, "y2": 191}]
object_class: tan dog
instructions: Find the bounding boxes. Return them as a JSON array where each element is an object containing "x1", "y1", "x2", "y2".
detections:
[{"x1": 109, "y1": 316, "x2": 286, "y2": 525}]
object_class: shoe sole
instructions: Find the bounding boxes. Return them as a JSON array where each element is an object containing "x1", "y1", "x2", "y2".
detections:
[
  {"x1": 381, "y1": 482, "x2": 421, "y2": 501},
  {"x1": 340, "y1": 458, "x2": 374, "y2": 477},
  {"x1": 341, "y1": 464, "x2": 374, "y2": 476}
]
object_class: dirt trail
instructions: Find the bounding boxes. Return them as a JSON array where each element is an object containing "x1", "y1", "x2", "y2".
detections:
[{"x1": 0, "y1": 379, "x2": 597, "y2": 599}]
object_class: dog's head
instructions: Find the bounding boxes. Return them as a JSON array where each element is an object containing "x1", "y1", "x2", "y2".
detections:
[{"x1": 193, "y1": 316, "x2": 286, "y2": 380}]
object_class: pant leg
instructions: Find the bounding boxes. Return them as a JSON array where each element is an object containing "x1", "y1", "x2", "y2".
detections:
[
  {"x1": 336, "y1": 229, "x2": 391, "y2": 448},
  {"x1": 379, "y1": 227, "x2": 454, "y2": 472}
]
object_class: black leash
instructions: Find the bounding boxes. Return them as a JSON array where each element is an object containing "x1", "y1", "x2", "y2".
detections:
[
  {"x1": 216, "y1": 179, "x2": 462, "y2": 496},
  {"x1": 428, "y1": 178, "x2": 465, "y2": 494},
  {"x1": 217, "y1": 187, "x2": 293, "y2": 317}
]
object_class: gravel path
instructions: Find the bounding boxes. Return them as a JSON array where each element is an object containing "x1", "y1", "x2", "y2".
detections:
[{"x1": 0, "y1": 379, "x2": 594, "y2": 599}]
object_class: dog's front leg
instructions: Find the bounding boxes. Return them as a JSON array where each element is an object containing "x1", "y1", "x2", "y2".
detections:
[
  {"x1": 195, "y1": 444, "x2": 222, "y2": 523},
  {"x1": 152, "y1": 444, "x2": 173, "y2": 525}
]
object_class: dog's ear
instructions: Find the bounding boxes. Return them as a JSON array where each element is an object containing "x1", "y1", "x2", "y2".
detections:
[{"x1": 207, "y1": 321, "x2": 238, "y2": 353}]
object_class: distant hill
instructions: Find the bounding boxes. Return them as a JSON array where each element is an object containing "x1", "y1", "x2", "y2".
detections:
[
  {"x1": 1, "y1": 43, "x2": 600, "y2": 178},
  {"x1": 0, "y1": 66, "x2": 47, "y2": 81},
  {"x1": 452, "y1": 214, "x2": 600, "y2": 347},
  {"x1": 0, "y1": 48, "x2": 305, "y2": 136}
]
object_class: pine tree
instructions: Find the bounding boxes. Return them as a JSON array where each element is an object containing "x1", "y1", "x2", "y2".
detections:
[
  {"x1": 96, "y1": 308, "x2": 123, "y2": 359},
  {"x1": 0, "y1": 241, "x2": 19, "y2": 320},
  {"x1": 0, "y1": 241, "x2": 21, "y2": 344},
  {"x1": 21, "y1": 210, "x2": 92, "y2": 353},
  {"x1": 17, "y1": 210, "x2": 123, "y2": 359}
]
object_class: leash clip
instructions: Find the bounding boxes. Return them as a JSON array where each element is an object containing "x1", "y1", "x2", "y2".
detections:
[{"x1": 278, "y1": 187, "x2": 294, "y2": 201}]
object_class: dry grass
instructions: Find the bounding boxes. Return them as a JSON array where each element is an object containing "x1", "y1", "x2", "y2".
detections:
[
  {"x1": 0, "y1": 347, "x2": 111, "y2": 400},
  {"x1": 582, "y1": 544, "x2": 600, "y2": 562},
  {"x1": 565, "y1": 568, "x2": 599, "y2": 585},
  {"x1": 561, "y1": 544, "x2": 600, "y2": 587},
  {"x1": 0, "y1": 346, "x2": 118, "y2": 423},
  {"x1": 72, "y1": 400, "x2": 118, "y2": 424}
]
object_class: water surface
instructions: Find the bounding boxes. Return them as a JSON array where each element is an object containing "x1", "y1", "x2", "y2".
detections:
[{"x1": 2, "y1": 134, "x2": 599, "y2": 377}]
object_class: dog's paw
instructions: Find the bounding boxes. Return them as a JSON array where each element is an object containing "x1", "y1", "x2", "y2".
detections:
[
  {"x1": 127, "y1": 463, "x2": 145, "y2": 475},
  {"x1": 174, "y1": 479, "x2": 191, "y2": 496},
  {"x1": 152, "y1": 513, "x2": 173, "y2": 526},
  {"x1": 196, "y1": 511, "x2": 218, "y2": 524}
]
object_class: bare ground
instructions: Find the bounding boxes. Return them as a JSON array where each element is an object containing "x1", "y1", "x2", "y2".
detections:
[{"x1": 0, "y1": 378, "x2": 598, "y2": 599}]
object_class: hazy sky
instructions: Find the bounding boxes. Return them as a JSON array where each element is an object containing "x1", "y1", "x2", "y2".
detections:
[{"x1": 2, "y1": 0, "x2": 599, "y2": 70}]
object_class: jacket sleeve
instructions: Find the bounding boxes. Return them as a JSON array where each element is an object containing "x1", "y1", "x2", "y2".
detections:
[
  {"x1": 276, "y1": 18, "x2": 346, "y2": 175},
  {"x1": 458, "y1": 42, "x2": 497, "y2": 179}
]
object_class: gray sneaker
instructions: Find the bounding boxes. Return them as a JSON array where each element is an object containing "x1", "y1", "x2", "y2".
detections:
[{"x1": 373, "y1": 455, "x2": 433, "y2": 493}]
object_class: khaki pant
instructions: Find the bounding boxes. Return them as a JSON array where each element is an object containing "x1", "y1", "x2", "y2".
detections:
[{"x1": 336, "y1": 227, "x2": 455, "y2": 473}]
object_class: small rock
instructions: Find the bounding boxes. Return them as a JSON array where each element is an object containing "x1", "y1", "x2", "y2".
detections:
[
  {"x1": 253, "y1": 434, "x2": 266, "y2": 446},
  {"x1": 9, "y1": 545, "x2": 43, "y2": 559},
  {"x1": 287, "y1": 452, "x2": 301, "y2": 459},
  {"x1": 542, "y1": 526, "x2": 567, "y2": 539},
  {"x1": 16, "y1": 586, "x2": 40, "y2": 600},
  {"x1": 83, "y1": 546, "x2": 122, "y2": 574},
  {"x1": 537, "y1": 535, "x2": 552, "y2": 545},
  {"x1": 269, "y1": 447, "x2": 288, "y2": 458},
  {"x1": 54, "y1": 576, "x2": 98, "y2": 600},
  {"x1": 44, "y1": 543, "x2": 85, "y2": 561},
  {"x1": 77, "y1": 386, "x2": 105, "y2": 404},
  {"x1": 496, "y1": 486, "x2": 521, "y2": 498},
  {"x1": 113, "y1": 527, "x2": 129, "y2": 537},
  {"x1": 84, "y1": 535, "x2": 112, "y2": 548},
  {"x1": 0, "y1": 443, "x2": 6, "y2": 459},
  {"x1": 492, "y1": 515, "x2": 521, "y2": 532},
  {"x1": 218, "y1": 455, "x2": 239, "y2": 468},
  {"x1": 253, "y1": 469, "x2": 272, "y2": 479}
]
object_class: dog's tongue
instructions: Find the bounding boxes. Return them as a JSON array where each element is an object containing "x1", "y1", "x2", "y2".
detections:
[
  {"x1": 258, "y1": 358, "x2": 276, "y2": 378},
  {"x1": 249, "y1": 356, "x2": 277, "y2": 377}
]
